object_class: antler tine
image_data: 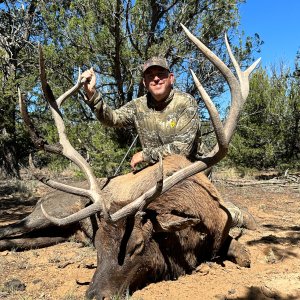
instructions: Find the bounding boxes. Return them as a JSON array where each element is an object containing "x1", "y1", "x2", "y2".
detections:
[
  {"x1": 56, "y1": 69, "x2": 87, "y2": 108},
  {"x1": 180, "y1": 24, "x2": 238, "y2": 88},
  {"x1": 18, "y1": 88, "x2": 62, "y2": 154},
  {"x1": 41, "y1": 201, "x2": 102, "y2": 226},
  {"x1": 37, "y1": 175, "x2": 102, "y2": 197},
  {"x1": 190, "y1": 70, "x2": 228, "y2": 153},
  {"x1": 224, "y1": 33, "x2": 261, "y2": 101},
  {"x1": 224, "y1": 33, "x2": 244, "y2": 90},
  {"x1": 245, "y1": 58, "x2": 261, "y2": 77},
  {"x1": 18, "y1": 88, "x2": 44, "y2": 149}
]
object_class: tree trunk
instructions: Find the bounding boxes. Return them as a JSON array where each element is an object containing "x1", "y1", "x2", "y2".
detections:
[
  {"x1": 0, "y1": 139, "x2": 20, "y2": 179},
  {"x1": 0, "y1": 62, "x2": 20, "y2": 179},
  {"x1": 0, "y1": 103, "x2": 20, "y2": 179}
]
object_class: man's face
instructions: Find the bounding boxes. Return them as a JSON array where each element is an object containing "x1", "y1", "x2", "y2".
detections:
[{"x1": 143, "y1": 66, "x2": 174, "y2": 102}]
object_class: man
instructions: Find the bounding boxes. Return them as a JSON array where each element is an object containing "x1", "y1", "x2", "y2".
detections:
[
  {"x1": 82, "y1": 57, "x2": 200, "y2": 170},
  {"x1": 81, "y1": 57, "x2": 256, "y2": 230}
]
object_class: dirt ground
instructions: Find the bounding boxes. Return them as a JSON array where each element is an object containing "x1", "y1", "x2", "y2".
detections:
[{"x1": 0, "y1": 173, "x2": 299, "y2": 300}]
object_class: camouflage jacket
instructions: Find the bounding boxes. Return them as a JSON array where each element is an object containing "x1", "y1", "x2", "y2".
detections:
[{"x1": 88, "y1": 89, "x2": 201, "y2": 164}]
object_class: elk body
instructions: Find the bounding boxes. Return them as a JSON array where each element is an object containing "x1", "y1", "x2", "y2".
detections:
[
  {"x1": 0, "y1": 188, "x2": 92, "y2": 250},
  {"x1": 86, "y1": 155, "x2": 250, "y2": 299},
  {"x1": 1, "y1": 24, "x2": 260, "y2": 299},
  {"x1": 0, "y1": 155, "x2": 250, "y2": 298}
]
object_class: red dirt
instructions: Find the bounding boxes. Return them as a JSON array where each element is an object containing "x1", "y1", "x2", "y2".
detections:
[{"x1": 0, "y1": 178, "x2": 299, "y2": 300}]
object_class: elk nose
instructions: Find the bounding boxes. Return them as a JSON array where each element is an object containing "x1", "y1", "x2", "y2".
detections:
[
  {"x1": 86, "y1": 288, "x2": 111, "y2": 300},
  {"x1": 85, "y1": 288, "x2": 96, "y2": 299}
]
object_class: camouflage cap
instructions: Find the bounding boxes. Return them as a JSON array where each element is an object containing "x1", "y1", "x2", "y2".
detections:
[{"x1": 142, "y1": 57, "x2": 170, "y2": 73}]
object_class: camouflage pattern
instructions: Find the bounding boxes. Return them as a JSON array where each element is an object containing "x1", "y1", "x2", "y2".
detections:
[
  {"x1": 89, "y1": 89, "x2": 201, "y2": 164},
  {"x1": 142, "y1": 57, "x2": 169, "y2": 73}
]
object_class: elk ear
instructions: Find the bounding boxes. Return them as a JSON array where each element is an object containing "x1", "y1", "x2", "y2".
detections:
[
  {"x1": 154, "y1": 214, "x2": 201, "y2": 232},
  {"x1": 126, "y1": 217, "x2": 152, "y2": 260},
  {"x1": 127, "y1": 234, "x2": 145, "y2": 259}
]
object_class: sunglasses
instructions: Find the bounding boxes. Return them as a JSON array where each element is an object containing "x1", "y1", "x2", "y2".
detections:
[{"x1": 144, "y1": 71, "x2": 170, "y2": 81}]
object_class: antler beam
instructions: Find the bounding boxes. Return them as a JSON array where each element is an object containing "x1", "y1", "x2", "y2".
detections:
[{"x1": 19, "y1": 46, "x2": 112, "y2": 219}]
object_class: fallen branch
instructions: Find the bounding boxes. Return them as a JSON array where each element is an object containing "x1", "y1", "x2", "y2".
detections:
[{"x1": 214, "y1": 179, "x2": 299, "y2": 189}]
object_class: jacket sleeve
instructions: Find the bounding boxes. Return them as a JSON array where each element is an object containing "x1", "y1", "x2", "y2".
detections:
[
  {"x1": 86, "y1": 91, "x2": 135, "y2": 128},
  {"x1": 142, "y1": 98, "x2": 200, "y2": 163}
]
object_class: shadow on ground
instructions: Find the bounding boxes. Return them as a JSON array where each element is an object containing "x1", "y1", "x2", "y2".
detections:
[
  {"x1": 228, "y1": 285, "x2": 299, "y2": 300},
  {"x1": 247, "y1": 224, "x2": 300, "y2": 247},
  {"x1": 0, "y1": 181, "x2": 39, "y2": 223}
]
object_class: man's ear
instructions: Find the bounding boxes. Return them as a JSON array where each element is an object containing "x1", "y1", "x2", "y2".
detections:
[
  {"x1": 143, "y1": 78, "x2": 146, "y2": 88},
  {"x1": 169, "y1": 72, "x2": 175, "y2": 85}
]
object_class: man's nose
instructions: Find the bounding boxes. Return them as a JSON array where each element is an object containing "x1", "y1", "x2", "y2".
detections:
[{"x1": 153, "y1": 75, "x2": 160, "y2": 82}]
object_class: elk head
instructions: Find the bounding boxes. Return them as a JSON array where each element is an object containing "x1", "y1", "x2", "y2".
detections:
[{"x1": 86, "y1": 198, "x2": 204, "y2": 299}]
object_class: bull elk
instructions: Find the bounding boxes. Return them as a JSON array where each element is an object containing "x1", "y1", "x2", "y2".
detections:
[{"x1": 0, "y1": 24, "x2": 260, "y2": 299}]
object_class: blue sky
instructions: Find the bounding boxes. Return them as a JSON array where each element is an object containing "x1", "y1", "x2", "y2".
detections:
[{"x1": 239, "y1": 0, "x2": 300, "y2": 69}]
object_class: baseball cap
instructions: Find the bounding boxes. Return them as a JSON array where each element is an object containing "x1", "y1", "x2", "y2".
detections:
[{"x1": 142, "y1": 57, "x2": 170, "y2": 73}]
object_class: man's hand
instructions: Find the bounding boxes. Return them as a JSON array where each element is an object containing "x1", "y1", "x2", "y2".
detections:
[
  {"x1": 130, "y1": 151, "x2": 144, "y2": 170},
  {"x1": 81, "y1": 67, "x2": 96, "y2": 99}
]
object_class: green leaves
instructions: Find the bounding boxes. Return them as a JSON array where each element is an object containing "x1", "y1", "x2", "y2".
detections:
[
  {"x1": 0, "y1": 0, "x2": 263, "y2": 177},
  {"x1": 228, "y1": 64, "x2": 300, "y2": 170}
]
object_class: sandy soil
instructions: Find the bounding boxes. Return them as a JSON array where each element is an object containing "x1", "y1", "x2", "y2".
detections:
[{"x1": 0, "y1": 176, "x2": 299, "y2": 300}]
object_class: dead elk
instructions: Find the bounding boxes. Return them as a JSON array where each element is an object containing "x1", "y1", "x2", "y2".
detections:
[
  {"x1": 1, "y1": 23, "x2": 260, "y2": 298},
  {"x1": 0, "y1": 155, "x2": 250, "y2": 298},
  {"x1": 85, "y1": 156, "x2": 250, "y2": 299}
]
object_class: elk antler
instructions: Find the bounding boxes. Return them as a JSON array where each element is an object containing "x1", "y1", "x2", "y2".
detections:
[
  {"x1": 21, "y1": 26, "x2": 260, "y2": 226},
  {"x1": 19, "y1": 46, "x2": 113, "y2": 219}
]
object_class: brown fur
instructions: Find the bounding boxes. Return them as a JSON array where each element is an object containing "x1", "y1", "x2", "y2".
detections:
[
  {"x1": 0, "y1": 155, "x2": 249, "y2": 298},
  {"x1": 86, "y1": 156, "x2": 245, "y2": 299},
  {"x1": 102, "y1": 155, "x2": 223, "y2": 205}
]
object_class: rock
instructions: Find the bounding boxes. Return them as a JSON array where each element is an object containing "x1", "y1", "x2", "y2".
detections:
[
  {"x1": 214, "y1": 294, "x2": 226, "y2": 300},
  {"x1": 32, "y1": 279, "x2": 42, "y2": 284},
  {"x1": 4, "y1": 279, "x2": 26, "y2": 292},
  {"x1": 228, "y1": 288, "x2": 236, "y2": 295},
  {"x1": 196, "y1": 264, "x2": 210, "y2": 275},
  {"x1": 260, "y1": 285, "x2": 281, "y2": 298}
]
